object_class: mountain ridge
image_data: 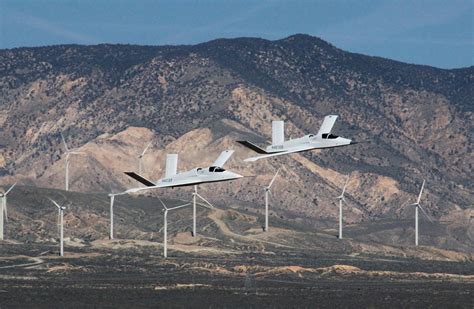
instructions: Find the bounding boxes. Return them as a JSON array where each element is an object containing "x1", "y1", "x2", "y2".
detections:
[{"x1": 0, "y1": 34, "x2": 472, "y2": 226}]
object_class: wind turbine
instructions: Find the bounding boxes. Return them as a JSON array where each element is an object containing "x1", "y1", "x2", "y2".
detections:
[
  {"x1": 61, "y1": 133, "x2": 85, "y2": 191},
  {"x1": 0, "y1": 183, "x2": 16, "y2": 240},
  {"x1": 263, "y1": 169, "x2": 280, "y2": 232},
  {"x1": 49, "y1": 198, "x2": 66, "y2": 256},
  {"x1": 137, "y1": 141, "x2": 152, "y2": 175},
  {"x1": 158, "y1": 198, "x2": 190, "y2": 258},
  {"x1": 336, "y1": 175, "x2": 350, "y2": 239},
  {"x1": 409, "y1": 180, "x2": 432, "y2": 246}
]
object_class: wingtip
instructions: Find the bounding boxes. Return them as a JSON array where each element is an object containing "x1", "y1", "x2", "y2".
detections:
[{"x1": 350, "y1": 139, "x2": 371, "y2": 145}]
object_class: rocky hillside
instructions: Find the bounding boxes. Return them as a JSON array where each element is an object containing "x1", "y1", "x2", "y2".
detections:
[{"x1": 0, "y1": 34, "x2": 472, "y2": 224}]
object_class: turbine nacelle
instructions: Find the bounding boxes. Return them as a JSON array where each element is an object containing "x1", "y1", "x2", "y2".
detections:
[{"x1": 49, "y1": 198, "x2": 67, "y2": 211}]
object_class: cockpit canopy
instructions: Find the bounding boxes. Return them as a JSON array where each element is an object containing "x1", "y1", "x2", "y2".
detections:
[
  {"x1": 322, "y1": 133, "x2": 338, "y2": 139},
  {"x1": 209, "y1": 166, "x2": 225, "y2": 172}
]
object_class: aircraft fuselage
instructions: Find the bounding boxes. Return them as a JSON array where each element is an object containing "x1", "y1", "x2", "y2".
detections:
[
  {"x1": 266, "y1": 134, "x2": 353, "y2": 153},
  {"x1": 156, "y1": 167, "x2": 243, "y2": 188}
]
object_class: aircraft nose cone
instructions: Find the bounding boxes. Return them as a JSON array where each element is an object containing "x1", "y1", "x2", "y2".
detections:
[{"x1": 350, "y1": 140, "x2": 358, "y2": 145}]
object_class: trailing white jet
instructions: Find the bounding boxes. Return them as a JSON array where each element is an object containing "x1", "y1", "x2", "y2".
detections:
[
  {"x1": 237, "y1": 115, "x2": 357, "y2": 162},
  {"x1": 124, "y1": 150, "x2": 243, "y2": 189},
  {"x1": 124, "y1": 150, "x2": 243, "y2": 237}
]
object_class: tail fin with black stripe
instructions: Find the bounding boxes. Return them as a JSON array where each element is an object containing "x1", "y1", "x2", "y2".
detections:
[
  {"x1": 237, "y1": 140, "x2": 269, "y2": 154},
  {"x1": 124, "y1": 172, "x2": 156, "y2": 187}
]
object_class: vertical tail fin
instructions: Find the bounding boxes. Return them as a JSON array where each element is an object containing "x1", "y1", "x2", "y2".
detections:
[
  {"x1": 165, "y1": 154, "x2": 178, "y2": 178},
  {"x1": 212, "y1": 150, "x2": 234, "y2": 168},
  {"x1": 272, "y1": 120, "x2": 284, "y2": 145},
  {"x1": 317, "y1": 115, "x2": 338, "y2": 137}
]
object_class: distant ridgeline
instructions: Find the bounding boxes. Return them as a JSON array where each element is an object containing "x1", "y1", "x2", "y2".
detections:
[{"x1": 0, "y1": 34, "x2": 472, "y2": 222}]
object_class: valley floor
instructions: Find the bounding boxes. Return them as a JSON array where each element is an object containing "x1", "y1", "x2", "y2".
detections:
[
  {"x1": 0, "y1": 240, "x2": 472, "y2": 308},
  {"x1": 0, "y1": 188, "x2": 472, "y2": 308}
]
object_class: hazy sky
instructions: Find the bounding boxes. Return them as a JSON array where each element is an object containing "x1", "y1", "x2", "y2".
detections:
[{"x1": 1, "y1": 0, "x2": 473, "y2": 68}]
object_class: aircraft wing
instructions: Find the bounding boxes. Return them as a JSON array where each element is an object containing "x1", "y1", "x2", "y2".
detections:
[
  {"x1": 123, "y1": 177, "x2": 202, "y2": 193},
  {"x1": 317, "y1": 115, "x2": 338, "y2": 136},
  {"x1": 243, "y1": 145, "x2": 315, "y2": 162},
  {"x1": 212, "y1": 150, "x2": 234, "y2": 168}
]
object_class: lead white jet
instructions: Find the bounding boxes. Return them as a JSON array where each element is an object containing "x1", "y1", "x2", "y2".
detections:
[
  {"x1": 124, "y1": 150, "x2": 243, "y2": 237},
  {"x1": 237, "y1": 115, "x2": 357, "y2": 162}
]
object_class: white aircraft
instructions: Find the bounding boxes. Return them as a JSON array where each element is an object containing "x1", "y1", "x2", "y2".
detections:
[
  {"x1": 124, "y1": 150, "x2": 243, "y2": 190},
  {"x1": 237, "y1": 115, "x2": 357, "y2": 162},
  {"x1": 124, "y1": 149, "x2": 243, "y2": 237}
]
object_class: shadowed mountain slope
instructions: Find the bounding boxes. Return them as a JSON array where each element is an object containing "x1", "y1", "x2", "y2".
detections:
[{"x1": 0, "y1": 35, "x2": 472, "y2": 225}]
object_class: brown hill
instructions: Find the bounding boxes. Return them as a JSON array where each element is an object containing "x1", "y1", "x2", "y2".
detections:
[{"x1": 0, "y1": 34, "x2": 472, "y2": 224}]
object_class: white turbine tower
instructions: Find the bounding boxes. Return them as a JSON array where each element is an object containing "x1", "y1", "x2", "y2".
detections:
[
  {"x1": 108, "y1": 187, "x2": 144, "y2": 240},
  {"x1": 108, "y1": 192, "x2": 124, "y2": 240},
  {"x1": 61, "y1": 133, "x2": 85, "y2": 191},
  {"x1": 263, "y1": 169, "x2": 280, "y2": 232},
  {"x1": 336, "y1": 175, "x2": 350, "y2": 239},
  {"x1": 0, "y1": 183, "x2": 16, "y2": 240},
  {"x1": 137, "y1": 141, "x2": 152, "y2": 175},
  {"x1": 409, "y1": 180, "x2": 432, "y2": 246},
  {"x1": 159, "y1": 198, "x2": 190, "y2": 258},
  {"x1": 49, "y1": 198, "x2": 66, "y2": 256}
]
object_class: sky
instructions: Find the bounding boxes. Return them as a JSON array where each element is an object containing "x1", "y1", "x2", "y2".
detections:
[{"x1": 1, "y1": 0, "x2": 472, "y2": 69}]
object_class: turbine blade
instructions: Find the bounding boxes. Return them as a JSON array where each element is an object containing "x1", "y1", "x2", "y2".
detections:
[
  {"x1": 168, "y1": 203, "x2": 190, "y2": 211},
  {"x1": 60, "y1": 133, "x2": 69, "y2": 152},
  {"x1": 140, "y1": 141, "x2": 153, "y2": 156},
  {"x1": 116, "y1": 190, "x2": 131, "y2": 196},
  {"x1": 195, "y1": 193, "x2": 214, "y2": 209},
  {"x1": 418, "y1": 204, "x2": 434, "y2": 223},
  {"x1": 5, "y1": 183, "x2": 17, "y2": 195},
  {"x1": 400, "y1": 197, "x2": 412, "y2": 208},
  {"x1": 48, "y1": 198, "x2": 62, "y2": 210},
  {"x1": 416, "y1": 180, "x2": 425, "y2": 204},
  {"x1": 341, "y1": 175, "x2": 350, "y2": 196},
  {"x1": 157, "y1": 197, "x2": 168, "y2": 210},
  {"x1": 268, "y1": 168, "x2": 280, "y2": 188}
]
